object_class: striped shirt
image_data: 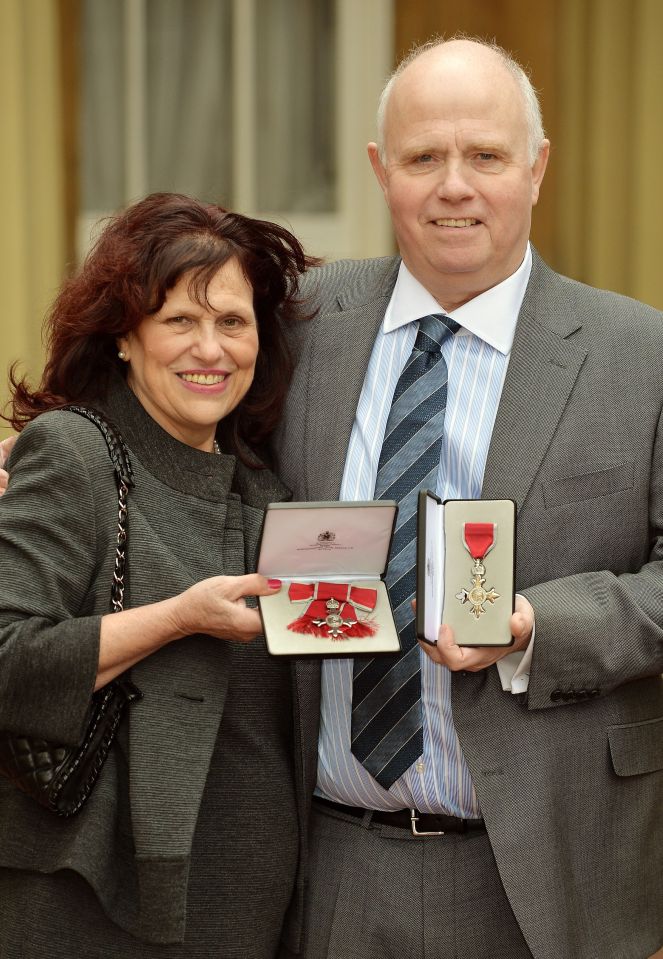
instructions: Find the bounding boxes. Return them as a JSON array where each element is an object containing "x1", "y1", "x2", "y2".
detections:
[{"x1": 316, "y1": 245, "x2": 532, "y2": 816}]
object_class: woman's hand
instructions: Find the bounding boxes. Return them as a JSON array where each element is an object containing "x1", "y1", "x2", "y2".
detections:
[
  {"x1": 173, "y1": 573, "x2": 281, "y2": 642},
  {"x1": 0, "y1": 435, "x2": 17, "y2": 495},
  {"x1": 96, "y1": 574, "x2": 282, "y2": 688}
]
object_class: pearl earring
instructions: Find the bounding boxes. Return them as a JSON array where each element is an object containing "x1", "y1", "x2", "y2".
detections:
[{"x1": 118, "y1": 350, "x2": 126, "y2": 360}]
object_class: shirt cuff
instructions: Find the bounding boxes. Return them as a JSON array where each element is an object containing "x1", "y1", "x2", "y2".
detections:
[{"x1": 495, "y1": 594, "x2": 534, "y2": 693}]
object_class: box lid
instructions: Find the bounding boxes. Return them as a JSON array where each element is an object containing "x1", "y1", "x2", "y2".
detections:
[{"x1": 257, "y1": 500, "x2": 397, "y2": 579}]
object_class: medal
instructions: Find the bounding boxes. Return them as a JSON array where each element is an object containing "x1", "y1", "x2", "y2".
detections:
[
  {"x1": 312, "y1": 596, "x2": 352, "y2": 640},
  {"x1": 287, "y1": 582, "x2": 378, "y2": 641},
  {"x1": 455, "y1": 522, "x2": 500, "y2": 619}
]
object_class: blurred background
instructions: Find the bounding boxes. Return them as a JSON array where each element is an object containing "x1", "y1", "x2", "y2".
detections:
[{"x1": 2, "y1": 0, "x2": 663, "y2": 436}]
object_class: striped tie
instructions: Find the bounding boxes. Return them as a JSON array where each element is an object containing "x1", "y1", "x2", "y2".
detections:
[{"x1": 350, "y1": 313, "x2": 460, "y2": 788}]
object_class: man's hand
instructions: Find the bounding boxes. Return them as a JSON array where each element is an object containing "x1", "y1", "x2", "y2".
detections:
[
  {"x1": 0, "y1": 435, "x2": 16, "y2": 495},
  {"x1": 419, "y1": 593, "x2": 534, "y2": 672}
]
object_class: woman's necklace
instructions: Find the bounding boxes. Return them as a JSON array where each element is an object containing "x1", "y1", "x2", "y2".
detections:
[{"x1": 213, "y1": 439, "x2": 221, "y2": 455}]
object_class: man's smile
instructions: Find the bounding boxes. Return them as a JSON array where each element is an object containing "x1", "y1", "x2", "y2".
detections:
[{"x1": 433, "y1": 217, "x2": 480, "y2": 227}]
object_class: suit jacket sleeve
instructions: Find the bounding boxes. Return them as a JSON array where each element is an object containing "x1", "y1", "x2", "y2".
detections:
[
  {"x1": 486, "y1": 263, "x2": 663, "y2": 709},
  {"x1": 0, "y1": 414, "x2": 109, "y2": 742},
  {"x1": 522, "y1": 424, "x2": 663, "y2": 709}
]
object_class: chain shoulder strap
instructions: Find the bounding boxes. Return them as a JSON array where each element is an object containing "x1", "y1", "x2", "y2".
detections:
[{"x1": 60, "y1": 405, "x2": 134, "y2": 613}]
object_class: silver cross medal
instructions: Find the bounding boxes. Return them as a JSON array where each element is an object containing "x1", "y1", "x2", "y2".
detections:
[
  {"x1": 455, "y1": 558, "x2": 500, "y2": 619},
  {"x1": 312, "y1": 597, "x2": 357, "y2": 640}
]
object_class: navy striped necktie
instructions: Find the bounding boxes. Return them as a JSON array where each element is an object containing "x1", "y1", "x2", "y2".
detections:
[{"x1": 350, "y1": 312, "x2": 460, "y2": 788}]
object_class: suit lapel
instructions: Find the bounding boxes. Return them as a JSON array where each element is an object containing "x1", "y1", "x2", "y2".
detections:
[{"x1": 482, "y1": 252, "x2": 588, "y2": 509}]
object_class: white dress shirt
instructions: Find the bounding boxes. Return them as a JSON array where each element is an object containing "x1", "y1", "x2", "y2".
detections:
[{"x1": 317, "y1": 245, "x2": 533, "y2": 815}]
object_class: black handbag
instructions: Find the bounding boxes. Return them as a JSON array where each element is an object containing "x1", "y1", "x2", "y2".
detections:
[{"x1": 0, "y1": 406, "x2": 142, "y2": 817}]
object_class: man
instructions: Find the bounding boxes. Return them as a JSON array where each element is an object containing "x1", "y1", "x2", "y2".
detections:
[{"x1": 275, "y1": 38, "x2": 663, "y2": 959}]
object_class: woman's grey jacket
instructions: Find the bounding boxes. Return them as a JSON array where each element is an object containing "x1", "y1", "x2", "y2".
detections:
[{"x1": 0, "y1": 378, "x2": 316, "y2": 949}]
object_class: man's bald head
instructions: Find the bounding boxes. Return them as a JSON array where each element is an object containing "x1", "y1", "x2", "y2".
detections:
[
  {"x1": 376, "y1": 38, "x2": 545, "y2": 166},
  {"x1": 366, "y1": 35, "x2": 550, "y2": 309}
]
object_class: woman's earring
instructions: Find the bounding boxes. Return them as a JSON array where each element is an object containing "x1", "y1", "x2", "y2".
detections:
[{"x1": 118, "y1": 350, "x2": 126, "y2": 360}]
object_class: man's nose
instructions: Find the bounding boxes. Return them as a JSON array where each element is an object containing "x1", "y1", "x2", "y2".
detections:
[{"x1": 435, "y1": 160, "x2": 475, "y2": 202}]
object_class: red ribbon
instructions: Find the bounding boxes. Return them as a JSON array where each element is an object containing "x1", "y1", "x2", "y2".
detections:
[
  {"x1": 463, "y1": 523, "x2": 495, "y2": 560},
  {"x1": 287, "y1": 581, "x2": 378, "y2": 640},
  {"x1": 288, "y1": 581, "x2": 377, "y2": 610}
]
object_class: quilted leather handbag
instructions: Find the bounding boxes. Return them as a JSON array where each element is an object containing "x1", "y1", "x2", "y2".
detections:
[{"x1": 0, "y1": 406, "x2": 142, "y2": 816}]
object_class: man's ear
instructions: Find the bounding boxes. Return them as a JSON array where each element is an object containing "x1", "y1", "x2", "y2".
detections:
[
  {"x1": 531, "y1": 139, "x2": 550, "y2": 206},
  {"x1": 367, "y1": 142, "x2": 388, "y2": 196}
]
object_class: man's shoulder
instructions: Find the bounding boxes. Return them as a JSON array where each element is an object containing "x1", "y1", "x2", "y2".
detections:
[
  {"x1": 559, "y1": 273, "x2": 661, "y2": 319},
  {"x1": 530, "y1": 252, "x2": 663, "y2": 333},
  {"x1": 301, "y1": 255, "x2": 399, "y2": 308}
]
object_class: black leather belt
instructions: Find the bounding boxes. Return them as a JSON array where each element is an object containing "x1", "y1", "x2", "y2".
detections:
[{"x1": 314, "y1": 796, "x2": 486, "y2": 836}]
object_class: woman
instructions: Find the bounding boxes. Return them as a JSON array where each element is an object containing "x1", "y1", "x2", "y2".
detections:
[{"x1": 0, "y1": 193, "x2": 312, "y2": 958}]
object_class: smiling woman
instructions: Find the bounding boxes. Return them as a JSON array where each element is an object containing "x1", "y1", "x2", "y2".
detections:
[
  {"x1": 8, "y1": 193, "x2": 307, "y2": 461},
  {"x1": 0, "y1": 193, "x2": 316, "y2": 958}
]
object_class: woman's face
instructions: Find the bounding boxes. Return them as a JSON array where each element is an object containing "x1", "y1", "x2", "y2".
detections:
[{"x1": 118, "y1": 257, "x2": 259, "y2": 451}]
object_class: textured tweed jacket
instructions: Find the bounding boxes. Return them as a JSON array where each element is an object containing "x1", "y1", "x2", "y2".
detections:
[
  {"x1": 0, "y1": 378, "x2": 306, "y2": 947},
  {"x1": 277, "y1": 250, "x2": 663, "y2": 959}
]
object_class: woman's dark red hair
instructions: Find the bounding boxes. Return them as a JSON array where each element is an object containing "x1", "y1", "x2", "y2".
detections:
[{"x1": 7, "y1": 192, "x2": 314, "y2": 458}]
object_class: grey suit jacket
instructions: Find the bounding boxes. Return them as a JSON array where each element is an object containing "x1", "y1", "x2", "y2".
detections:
[{"x1": 278, "y1": 251, "x2": 663, "y2": 959}]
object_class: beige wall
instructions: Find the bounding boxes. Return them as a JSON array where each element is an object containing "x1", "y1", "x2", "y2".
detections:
[
  {"x1": 555, "y1": 0, "x2": 663, "y2": 308},
  {"x1": 0, "y1": 0, "x2": 66, "y2": 439},
  {"x1": 3, "y1": 0, "x2": 663, "y2": 441}
]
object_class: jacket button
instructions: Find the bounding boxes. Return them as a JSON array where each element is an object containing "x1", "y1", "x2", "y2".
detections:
[
  {"x1": 589, "y1": 687, "x2": 600, "y2": 697},
  {"x1": 550, "y1": 688, "x2": 563, "y2": 701},
  {"x1": 561, "y1": 689, "x2": 575, "y2": 701}
]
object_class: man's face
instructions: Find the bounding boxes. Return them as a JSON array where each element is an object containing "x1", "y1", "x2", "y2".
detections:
[{"x1": 369, "y1": 42, "x2": 549, "y2": 310}]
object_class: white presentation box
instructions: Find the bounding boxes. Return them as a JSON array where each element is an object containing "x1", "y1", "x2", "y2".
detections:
[
  {"x1": 416, "y1": 491, "x2": 516, "y2": 647},
  {"x1": 257, "y1": 500, "x2": 401, "y2": 657}
]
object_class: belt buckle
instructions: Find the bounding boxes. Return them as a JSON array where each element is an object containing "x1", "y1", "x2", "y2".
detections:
[{"x1": 410, "y1": 808, "x2": 444, "y2": 837}]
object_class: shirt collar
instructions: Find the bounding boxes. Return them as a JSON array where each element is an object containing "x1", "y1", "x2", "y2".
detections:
[{"x1": 383, "y1": 243, "x2": 532, "y2": 355}]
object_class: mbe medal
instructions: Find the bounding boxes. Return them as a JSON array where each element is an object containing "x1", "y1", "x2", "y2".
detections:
[
  {"x1": 455, "y1": 522, "x2": 500, "y2": 619},
  {"x1": 286, "y1": 582, "x2": 379, "y2": 641},
  {"x1": 311, "y1": 596, "x2": 355, "y2": 640}
]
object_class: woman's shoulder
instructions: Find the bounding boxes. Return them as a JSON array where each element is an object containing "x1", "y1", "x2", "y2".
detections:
[
  {"x1": 9, "y1": 409, "x2": 119, "y2": 486},
  {"x1": 1, "y1": 410, "x2": 119, "y2": 547}
]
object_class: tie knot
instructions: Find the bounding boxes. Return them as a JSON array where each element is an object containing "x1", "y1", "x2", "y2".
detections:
[{"x1": 414, "y1": 313, "x2": 460, "y2": 353}]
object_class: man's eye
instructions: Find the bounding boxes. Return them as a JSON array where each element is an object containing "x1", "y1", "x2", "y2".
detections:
[
  {"x1": 416, "y1": 154, "x2": 434, "y2": 163},
  {"x1": 477, "y1": 152, "x2": 496, "y2": 161}
]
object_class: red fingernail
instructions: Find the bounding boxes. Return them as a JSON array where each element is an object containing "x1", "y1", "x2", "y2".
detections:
[{"x1": 268, "y1": 579, "x2": 282, "y2": 589}]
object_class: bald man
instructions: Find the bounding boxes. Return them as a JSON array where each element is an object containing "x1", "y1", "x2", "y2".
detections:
[{"x1": 276, "y1": 38, "x2": 663, "y2": 959}]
